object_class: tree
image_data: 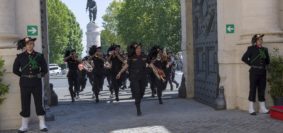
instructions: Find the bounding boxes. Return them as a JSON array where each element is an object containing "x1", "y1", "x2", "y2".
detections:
[
  {"x1": 101, "y1": 1, "x2": 125, "y2": 52},
  {"x1": 47, "y1": 0, "x2": 83, "y2": 64},
  {"x1": 102, "y1": 0, "x2": 181, "y2": 53}
]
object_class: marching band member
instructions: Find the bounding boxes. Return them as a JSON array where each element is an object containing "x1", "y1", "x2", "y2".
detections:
[
  {"x1": 109, "y1": 44, "x2": 125, "y2": 101},
  {"x1": 148, "y1": 46, "x2": 168, "y2": 104},
  {"x1": 116, "y1": 42, "x2": 147, "y2": 116},
  {"x1": 64, "y1": 49, "x2": 81, "y2": 102},
  {"x1": 89, "y1": 45, "x2": 105, "y2": 103}
]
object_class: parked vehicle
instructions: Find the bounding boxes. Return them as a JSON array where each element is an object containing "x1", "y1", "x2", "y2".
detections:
[
  {"x1": 49, "y1": 66, "x2": 61, "y2": 75},
  {"x1": 49, "y1": 63, "x2": 59, "y2": 68}
]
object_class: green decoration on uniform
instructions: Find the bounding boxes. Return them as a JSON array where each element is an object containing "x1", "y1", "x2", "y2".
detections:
[
  {"x1": 258, "y1": 49, "x2": 266, "y2": 59},
  {"x1": 250, "y1": 49, "x2": 266, "y2": 64},
  {"x1": 22, "y1": 54, "x2": 40, "y2": 71},
  {"x1": 29, "y1": 56, "x2": 39, "y2": 70}
]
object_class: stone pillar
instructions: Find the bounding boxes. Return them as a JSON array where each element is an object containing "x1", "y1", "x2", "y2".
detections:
[
  {"x1": 86, "y1": 22, "x2": 101, "y2": 54},
  {"x1": 0, "y1": 0, "x2": 21, "y2": 130},
  {"x1": 240, "y1": 0, "x2": 283, "y2": 44},
  {"x1": 0, "y1": 0, "x2": 17, "y2": 40},
  {"x1": 180, "y1": 0, "x2": 194, "y2": 98}
]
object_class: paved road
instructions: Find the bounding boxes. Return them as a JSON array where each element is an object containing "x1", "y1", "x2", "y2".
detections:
[
  {"x1": 2, "y1": 71, "x2": 283, "y2": 133},
  {"x1": 3, "y1": 99, "x2": 283, "y2": 133},
  {"x1": 50, "y1": 71, "x2": 183, "y2": 102}
]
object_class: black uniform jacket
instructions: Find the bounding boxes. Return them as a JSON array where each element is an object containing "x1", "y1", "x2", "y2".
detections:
[
  {"x1": 66, "y1": 57, "x2": 80, "y2": 78},
  {"x1": 110, "y1": 55, "x2": 123, "y2": 76},
  {"x1": 128, "y1": 54, "x2": 147, "y2": 81},
  {"x1": 92, "y1": 57, "x2": 105, "y2": 76},
  {"x1": 241, "y1": 45, "x2": 270, "y2": 73},
  {"x1": 13, "y1": 51, "x2": 47, "y2": 87}
]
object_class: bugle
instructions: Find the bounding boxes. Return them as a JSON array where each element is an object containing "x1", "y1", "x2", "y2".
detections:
[{"x1": 149, "y1": 63, "x2": 166, "y2": 82}]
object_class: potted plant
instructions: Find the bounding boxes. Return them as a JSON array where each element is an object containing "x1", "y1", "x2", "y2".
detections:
[
  {"x1": 0, "y1": 57, "x2": 9, "y2": 104},
  {"x1": 267, "y1": 48, "x2": 283, "y2": 106}
]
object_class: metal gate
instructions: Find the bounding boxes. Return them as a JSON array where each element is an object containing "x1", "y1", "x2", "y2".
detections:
[{"x1": 192, "y1": 0, "x2": 219, "y2": 107}]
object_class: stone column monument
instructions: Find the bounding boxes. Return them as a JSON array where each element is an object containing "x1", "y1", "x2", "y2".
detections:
[
  {"x1": 86, "y1": 0, "x2": 101, "y2": 53},
  {"x1": 86, "y1": 22, "x2": 101, "y2": 53}
]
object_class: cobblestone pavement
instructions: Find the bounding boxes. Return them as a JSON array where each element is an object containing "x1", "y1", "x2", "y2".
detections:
[{"x1": 3, "y1": 98, "x2": 282, "y2": 133}]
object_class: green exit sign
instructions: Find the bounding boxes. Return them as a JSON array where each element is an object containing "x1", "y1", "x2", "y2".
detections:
[
  {"x1": 27, "y1": 25, "x2": 38, "y2": 36},
  {"x1": 226, "y1": 24, "x2": 235, "y2": 34}
]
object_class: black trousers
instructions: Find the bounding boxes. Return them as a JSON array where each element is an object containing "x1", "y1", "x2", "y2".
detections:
[
  {"x1": 67, "y1": 71, "x2": 79, "y2": 98},
  {"x1": 131, "y1": 78, "x2": 146, "y2": 105},
  {"x1": 155, "y1": 77, "x2": 167, "y2": 100},
  {"x1": 105, "y1": 69, "x2": 113, "y2": 94},
  {"x1": 19, "y1": 78, "x2": 45, "y2": 117},
  {"x1": 149, "y1": 73, "x2": 156, "y2": 95},
  {"x1": 111, "y1": 75, "x2": 122, "y2": 99},
  {"x1": 78, "y1": 71, "x2": 87, "y2": 91},
  {"x1": 249, "y1": 71, "x2": 267, "y2": 102},
  {"x1": 92, "y1": 74, "x2": 104, "y2": 99},
  {"x1": 87, "y1": 72, "x2": 94, "y2": 86}
]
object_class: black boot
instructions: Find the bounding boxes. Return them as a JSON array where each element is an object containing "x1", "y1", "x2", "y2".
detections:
[
  {"x1": 116, "y1": 97, "x2": 120, "y2": 101},
  {"x1": 95, "y1": 92, "x2": 99, "y2": 103},
  {"x1": 95, "y1": 99, "x2": 99, "y2": 103},
  {"x1": 136, "y1": 104, "x2": 142, "y2": 116},
  {"x1": 159, "y1": 98, "x2": 163, "y2": 104},
  {"x1": 71, "y1": 97, "x2": 75, "y2": 102},
  {"x1": 115, "y1": 93, "x2": 119, "y2": 101},
  {"x1": 71, "y1": 92, "x2": 75, "y2": 102}
]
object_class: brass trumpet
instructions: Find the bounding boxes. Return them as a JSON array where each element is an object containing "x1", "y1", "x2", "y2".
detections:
[{"x1": 149, "y1": 60, "x2": 166, "y2": 82}]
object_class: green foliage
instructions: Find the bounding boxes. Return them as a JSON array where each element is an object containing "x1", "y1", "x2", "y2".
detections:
[
  {"x1": 101, "y1": 1, "x2": 125, "y2": 52},
  {"x1": 102, "y1": 0, "x2": 181, "y2": 53},
  {"x1": 0, "y1": 57, "x2": 9, "y2": 104},
  {"x1": 267, "y1": 48, "x2": 283, "y2": 98},
  {"x1": 47, "y1": 0, "x2": 83, "y2": 64}
]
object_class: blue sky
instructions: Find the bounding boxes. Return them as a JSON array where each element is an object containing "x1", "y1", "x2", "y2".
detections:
[{"x1": 60, "y1": 0, "x2": 113, "y2": 56}]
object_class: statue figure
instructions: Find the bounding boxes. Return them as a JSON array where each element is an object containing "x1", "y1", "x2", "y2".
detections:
[{"x1": 86, "y1": 0, "x2": 97, "y2": 22}]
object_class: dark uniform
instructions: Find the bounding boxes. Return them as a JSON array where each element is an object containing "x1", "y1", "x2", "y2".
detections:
[
  {"x1": 13, "y1": 51, "x2": 48, "y2": 117},
  {"x1": 65, "y1": 57, "x2": 80, "y2": 102},
  {"x1": 242, "y1": 45, "x2": 270, "y2": 102},
  {"x1": 128, "y1": 54, "x2": 148, "y2": 115},
  {"x1": 153, "y1": 59, "x2": 167, "y2": 104},
  {"x1": 78, "y1": 69, "x2": 87, "y2": 92},
  {"x1": 92, "y1": 56, "x2": 105, "y2": 102},
  {"x1": 148, "y1": 67, "x2": 157, "y2": 97},
  {"x1": 110, "y1": 55, "x2": 123, "y2": 101},
  {"x1": 104, "y1": 54, "x2": 113, "y2": 95}
]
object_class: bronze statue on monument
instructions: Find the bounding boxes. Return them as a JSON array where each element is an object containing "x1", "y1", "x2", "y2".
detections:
[{"x1": 86, "y1": 0, "x2": 97, "y2": 22}]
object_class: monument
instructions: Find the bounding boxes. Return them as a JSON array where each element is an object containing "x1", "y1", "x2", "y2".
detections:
[{"x1": 86, "y1": 0, "x2": 101, "y2": 53}]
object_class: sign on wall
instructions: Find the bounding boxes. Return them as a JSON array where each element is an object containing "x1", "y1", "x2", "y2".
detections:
[
  {"x1": 27, "y1": 25, "x2": 38, "y2": 36},
  {"x1": 226, "y1": 24, "x2": 235, "y2": 34}
]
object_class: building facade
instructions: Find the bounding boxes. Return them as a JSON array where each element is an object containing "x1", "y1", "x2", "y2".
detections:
[{"x1": 181, "y1": 0, "x2": 283, "y2": 110}]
